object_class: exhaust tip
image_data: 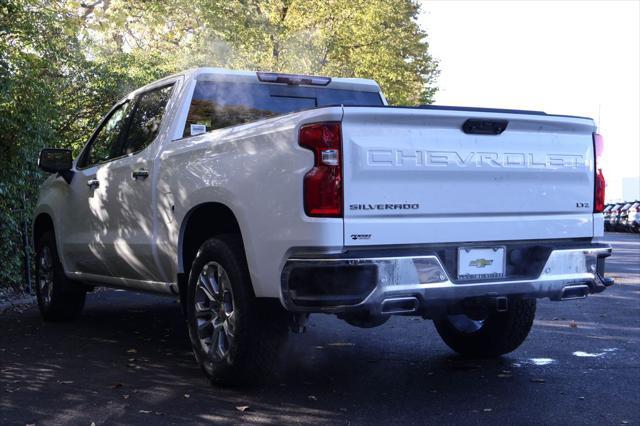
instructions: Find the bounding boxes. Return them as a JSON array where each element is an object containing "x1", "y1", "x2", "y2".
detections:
[
  {"x1": 381, "y1": 297, "x2": 418, "y2": 314},
  {"x1": 560, "y1": 285, "x2": 590, "y2": 300}
]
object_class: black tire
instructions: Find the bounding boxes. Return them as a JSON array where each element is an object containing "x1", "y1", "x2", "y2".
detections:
[
  {"x1": 434, "y1": 298, "x2": 536, "y2": 358},
  {"x1": 186, "y1": 235, "x2": 289, "y2": 386},
  {"x1": 35, "y1": 232, "x2": 86, "y2": 321}
]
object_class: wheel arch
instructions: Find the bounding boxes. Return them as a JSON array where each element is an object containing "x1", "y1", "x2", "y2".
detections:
[
  {"x1": 33, "y1": 212, "x2": 55, "y2": 247},
  {"x1": 177, "y1": 202, "x2": 245, "y2": 308}
]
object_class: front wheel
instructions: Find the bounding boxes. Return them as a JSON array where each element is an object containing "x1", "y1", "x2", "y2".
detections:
[
  {"x1": 186, "y1": 235, "x2": 289, "y2": 386},
  {"x1": 434, "y1": 298, "x2": 536, "y2": 358},
  {"x1": 35, "y1": 232, "x2": 86, "y2": 321}
]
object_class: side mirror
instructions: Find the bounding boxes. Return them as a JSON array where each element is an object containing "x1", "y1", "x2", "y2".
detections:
[
  {"x1": 38, "y1": 148, "x2": 72, "y2": 173},
  {"x1": 38, "y1": 148, "x2": 74, "y2": 183}
]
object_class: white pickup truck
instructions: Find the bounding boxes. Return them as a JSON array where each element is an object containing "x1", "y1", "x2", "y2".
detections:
[{"x1": 34, "y1": 68, "x2": 612, "y2": 385}]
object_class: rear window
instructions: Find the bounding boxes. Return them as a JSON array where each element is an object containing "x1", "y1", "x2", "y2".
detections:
[{"x1": 182, "y1": 81, "x2": 383, "y2": 137}]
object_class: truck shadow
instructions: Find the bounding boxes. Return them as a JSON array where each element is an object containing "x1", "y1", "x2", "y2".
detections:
[{"x1": 1, "y1": 289, "x2": 637, "y2": 424}]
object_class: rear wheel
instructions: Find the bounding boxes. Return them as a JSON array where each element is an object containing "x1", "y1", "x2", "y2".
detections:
[
  {"x1": 186, "y1": 235, "x2": 289, "y2": 386},
  {"x1": 35, "y1": 232, "x2": 86, "y2": 321},
  {"x1": 434, "y1": 298, "x2": 536, "y2": 357}
]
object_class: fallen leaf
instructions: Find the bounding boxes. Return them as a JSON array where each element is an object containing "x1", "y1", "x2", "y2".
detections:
[
  {"x1": 111, "y1": 383, "x2": 123, "y2": 389},
  {"x1": 235, "y1": 406, "x2": 250, "y2": 412},
  {"x1": 530, "y1": 378, "x2": 546, "y2": 383},
  {"x1": 122, "y1": 394, "x2": 130, "y2": 400},
  {"x1": 184, "y1": 394, "x2": 190, "y2": 399}
]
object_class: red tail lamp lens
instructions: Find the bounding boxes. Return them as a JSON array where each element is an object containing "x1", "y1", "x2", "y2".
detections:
[
  {"x1": 593, "y1": 133, "x2": 605, "y2": 213},
  {"x1": 299, "y1": 122, "x2": 342, "y2": 217}
]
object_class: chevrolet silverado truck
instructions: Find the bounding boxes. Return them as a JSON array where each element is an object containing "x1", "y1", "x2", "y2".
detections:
[{"x1": 34, "y1": 68, "x2": 613, "y2": 385}]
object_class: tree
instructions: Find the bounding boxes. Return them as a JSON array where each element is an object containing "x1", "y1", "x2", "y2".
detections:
[
  {"x1": 78, "y1": 0, "x2": 439, "y2": 104},
  {"x1": 0, "y1": 0, "x2": 438, "y2": 291}
]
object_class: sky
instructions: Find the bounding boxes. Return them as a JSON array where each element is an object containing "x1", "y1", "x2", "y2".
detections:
[{"x1": 418, "y1": 0, "x2": 640, "y2": 202}]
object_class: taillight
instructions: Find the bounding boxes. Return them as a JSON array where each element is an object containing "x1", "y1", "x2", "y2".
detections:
[
  {"x1": 593, "y1": 133, "x2": 605, "y2": 213},
  {"x1": 299, "y1": 122, "x2": 342, "y2": 217}
]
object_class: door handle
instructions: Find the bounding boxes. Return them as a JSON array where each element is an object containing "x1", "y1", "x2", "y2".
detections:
[
  {"x1": 87, "y1": 179, "x2": 100, "y2": 189},
  {"x1": 132, "y1": 169, "x2": 149, "y2": 180}
]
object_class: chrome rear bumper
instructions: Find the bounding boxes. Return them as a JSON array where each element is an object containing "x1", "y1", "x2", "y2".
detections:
[{"x1": 281, "y1": 245, "x2": 613, "y2": 315}]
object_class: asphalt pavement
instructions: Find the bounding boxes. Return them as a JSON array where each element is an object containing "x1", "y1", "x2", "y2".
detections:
[{"x1": 1, "y1": 233, "x2": 639, "y2": 425}]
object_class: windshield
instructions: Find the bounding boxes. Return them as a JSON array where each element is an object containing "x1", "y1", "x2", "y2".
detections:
[{"x1": 182, "y1": 81, "x2": 383, "y2": 137}]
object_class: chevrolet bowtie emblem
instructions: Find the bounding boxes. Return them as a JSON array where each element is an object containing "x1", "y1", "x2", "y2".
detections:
[{"x1": 469, "y1": 258, "x2": 493, "y2": 268}]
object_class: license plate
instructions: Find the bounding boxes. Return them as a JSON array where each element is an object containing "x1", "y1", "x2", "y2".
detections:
[{"x1": 458, "y1": 247, "x2": 506, "y2": 280}]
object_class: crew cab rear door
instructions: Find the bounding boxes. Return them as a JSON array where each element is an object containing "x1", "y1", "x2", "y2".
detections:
[
  {"x1": 96, "y1": 82, "x2": 177, "y2": 283},
  {"x1": 340, "y1": 107, "x2": 597, "y2": 246}
]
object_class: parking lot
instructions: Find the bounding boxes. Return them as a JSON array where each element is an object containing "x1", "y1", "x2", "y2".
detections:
[{"x1": 1, "y1": 232, "x2": 638, "y2": 425}]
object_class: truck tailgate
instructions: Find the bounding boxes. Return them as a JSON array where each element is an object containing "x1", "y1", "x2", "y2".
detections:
[{"x1": 341, "y1": 107, "x2": 597, "y2": 246}]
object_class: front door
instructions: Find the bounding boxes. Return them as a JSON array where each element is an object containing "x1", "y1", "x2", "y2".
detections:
[{"x1": 62, "y1": 100, "x2": 134, "y2": 276}]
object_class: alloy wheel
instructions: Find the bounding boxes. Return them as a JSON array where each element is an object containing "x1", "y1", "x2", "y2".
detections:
[
  {"x1": 194, "y1": 261, "x2": 236, "y2": 362},
  {"x1": 38, "y1": 246, "x2": 54, "y2": 306}
]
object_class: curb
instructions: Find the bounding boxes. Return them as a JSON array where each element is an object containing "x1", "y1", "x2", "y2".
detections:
[{"x1": 0, "y1": 295, "x2": 36, "y2": 313}]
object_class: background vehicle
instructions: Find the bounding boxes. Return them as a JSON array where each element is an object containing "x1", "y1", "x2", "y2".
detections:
[
  {"x1": 608, "y1": 203, "x2": 624, "y2": 230},
  {"x1": 626, "y1": 201, "x2": 640, "y2": 232},
  {"x1": 603, "y1": 201, "x2": 640, "y2": 233},
  {"x1": 33, "y1": 68, "x2": 613, "y2": 386},
  {"x1": 615, "y1": 202, "x2": 633, "y2": 231},
  {"x1": 603, "y1": 204, "x2": 614, "y2": 231}
]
